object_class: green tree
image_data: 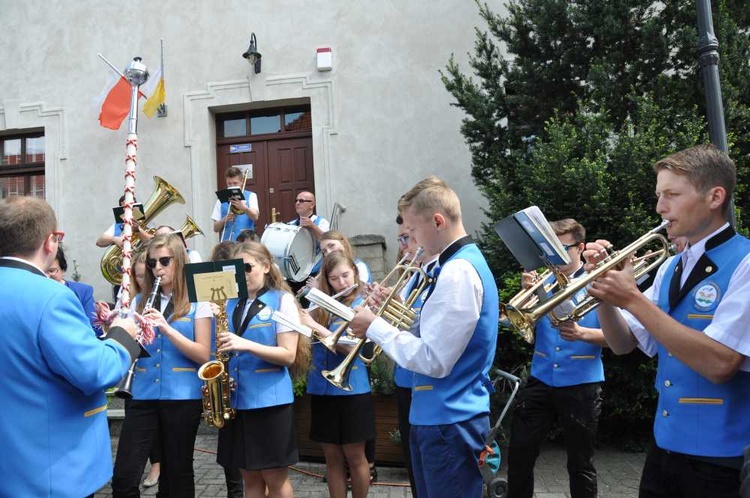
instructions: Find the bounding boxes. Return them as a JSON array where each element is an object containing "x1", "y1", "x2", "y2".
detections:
[{"x1": 443, "y1": 0, "x2": 749, "y2": 444}]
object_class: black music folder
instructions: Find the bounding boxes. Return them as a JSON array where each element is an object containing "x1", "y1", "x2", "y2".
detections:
[
  {"x1": 215, "y1": 187, "x2": 244, "y2": 204},
  {"x1": 494, "y1": 206, "x2": 570, "y2": 271},
  {"x1": 112, "y1": 204, "x2": 145, "y2": 224},
  {"x1": 184, "y1": 259, "x2": 248, "y2": 303}
]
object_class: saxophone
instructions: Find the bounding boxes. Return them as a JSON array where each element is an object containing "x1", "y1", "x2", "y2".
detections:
[{"x1": 197, "y1": 299, "x2": 237, "y2": 428}]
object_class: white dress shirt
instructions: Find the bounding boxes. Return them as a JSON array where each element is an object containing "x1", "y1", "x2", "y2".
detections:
[
  {"x1": 622, "y1": 223, "x2": 750, "y2": 371},
  {"x1": 367, "y1": 242, "x2": 483, "y2": 378}
]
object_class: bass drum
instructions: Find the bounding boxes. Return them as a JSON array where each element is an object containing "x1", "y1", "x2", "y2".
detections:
[{"x1": 260, "y1": 223, "x2": 315, "y2": 282}]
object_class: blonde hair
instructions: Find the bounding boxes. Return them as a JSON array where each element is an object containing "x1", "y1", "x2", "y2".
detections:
[
  {"x1": 139, "y1": 233, "x2": 191, "y2": 321},
  {"x1": 653, "y1": 144, "x2": 736, "y2": 216},
  {"x1": 232, "y1": 241, "x2": 310, "y2": 379},
  {"x1": 321, "y1": 230, "x2": 357, "y2": 260},
  {"x1": 131, "y1": 249, "x2": 148, "y2": 295},
  {"x1": 397, "y1": 176, "x2": 461, "y2": 223}
]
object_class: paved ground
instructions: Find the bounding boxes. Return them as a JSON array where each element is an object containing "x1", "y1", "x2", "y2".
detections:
[{"x1": 94, "y1": 432, "x2": 645, "y2": 497}]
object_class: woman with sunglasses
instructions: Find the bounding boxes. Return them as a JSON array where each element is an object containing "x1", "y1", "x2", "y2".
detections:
[
  {"x1": 216, "y1": 241, "x2": 310, "y2": 498},
  {"x1": 300, "y1": 251, "x2": 375, "y2": 498},
  {"x1": 112, "y1": 233, "x2": 212, "y2": 498}
]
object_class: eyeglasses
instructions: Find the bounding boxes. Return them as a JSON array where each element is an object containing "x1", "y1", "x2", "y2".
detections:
[
  {"x1": 51, "y1": 231, "x2": 65, "y2": 243},
  {"x1": 146, "y1": 256, "x2": 174, "y2": 269},
  {"x1": 295, "y1": 199, "x2": 313, "y2": 203},
  {"x1": 397, "y1": 234, "x2": 409, "y2": 247},
  {"x1": 243, "y1": 262, "x2": 254, "y2": 273},
  {"x1": 562, "y1": 243, "x2": 581, "y2": 252}
]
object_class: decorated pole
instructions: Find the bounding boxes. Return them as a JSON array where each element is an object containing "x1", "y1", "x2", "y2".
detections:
[
  {"x1": 695, "y1": 0, "x2": 734, "y2": 226},
  {"x1": 119, "y1": 57, "x2": 149, "y2": 314}
]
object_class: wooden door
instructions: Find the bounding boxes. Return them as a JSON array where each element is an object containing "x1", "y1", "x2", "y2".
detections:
[
  {"x1": 266, "y1": 137, "x2": 314, "y2": 226},
  {"x1": 216, "y1": 137, "x2": 314, "y2": 237}
]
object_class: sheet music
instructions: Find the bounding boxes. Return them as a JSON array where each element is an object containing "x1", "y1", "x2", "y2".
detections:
[{"x1": 518, "y1": 206, "x2": 570, "y2": 265}]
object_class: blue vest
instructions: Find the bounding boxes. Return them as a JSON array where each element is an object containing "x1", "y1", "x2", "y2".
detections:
[
  {"x1": 133, "y1": 298, "x2": 204, "y2": 400},
  {"x1": 410, "y1": 243, "x2": 499, "y2": 425},
  {"x1": 530, "y1": 273, "x2": 603, "y2": 387},
  {"x1": 290, "y1": 215, "x2": 326, "y2": 275},
  {"x1": 220, "y1": 190, "x2": 255, "y2": 242},
  {"x1": 113, "y1": 222, "x2": 124, "y2": 237},
  {"x1": 394, "y1": 269, "x2": 434, "y2": 388},
  {"x1": 307, "y1": 295, "x2": 371, "y2": 395},
  {"x1": 225, "y1": 290, "x2": 294, "y2": 409},
  {"x1": 356, "y1": 258, "x2": 373, "y2": 284},
  {"x1": 654, "y1": 234, "x2": 750, "y2": 457}
]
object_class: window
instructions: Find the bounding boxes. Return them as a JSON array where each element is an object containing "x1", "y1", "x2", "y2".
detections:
[
  {"x1": 218, "y1": 106, "x2": 311, "y2": 139},
  {"x1": 0, "y1": 132, "x2": 45, "y2": 199}
]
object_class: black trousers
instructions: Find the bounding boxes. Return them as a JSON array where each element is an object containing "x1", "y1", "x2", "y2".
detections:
[
  {"x1": 507, "y1": 377, "x2": 601, "y2": 498},
  {"x1": 396, "y1": 386, "x2": 419, "y2": 498},
  {"x1": 639, "y1": 444, "x2": 741, "y2": 498},
  {"x1": 112, "y1": 399, "x2": 202, "y2": 498}
]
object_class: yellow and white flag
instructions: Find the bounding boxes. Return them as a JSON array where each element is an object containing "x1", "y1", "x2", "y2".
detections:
[{"x1": 142, "y1": 64, "x2": 165, "y2": 118}]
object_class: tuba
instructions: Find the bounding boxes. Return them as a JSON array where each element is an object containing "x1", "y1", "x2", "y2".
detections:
[
  {"x1": 502, "y1": 220, "x2": 671, "y2": 343},
  {"x1": 100, "y1": 176, "x2": 185, "y2": 285},
  {"x1": 302, "y1": 249, "x2": 431, "y2": 391},
  {"x1": 197, "y1": 299, "x2": 236, "y2": 428}
]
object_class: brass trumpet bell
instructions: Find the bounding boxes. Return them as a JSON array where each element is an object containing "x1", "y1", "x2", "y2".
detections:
[
  {"x1": 502, "y1": 220, "x2": 671, "y2": 343},
  {"x1": 320, "y1": 250, "x2": 431, "y2": 390}
]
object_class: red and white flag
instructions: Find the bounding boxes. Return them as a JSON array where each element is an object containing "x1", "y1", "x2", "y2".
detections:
[{"x1": 97, "y1": 74, "x2": 132, "y2": 130}]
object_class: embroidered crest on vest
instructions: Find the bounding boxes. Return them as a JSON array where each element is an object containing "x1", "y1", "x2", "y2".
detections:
[
  {"x1": 692, "y1": 281, "x2": 721, "y2": 312},
  {"x1": 257, "y1": 306, "x2": 273, "y2": 321}
]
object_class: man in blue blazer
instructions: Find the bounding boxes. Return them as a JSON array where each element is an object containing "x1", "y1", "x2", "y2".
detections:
[
  {"x1": 0, "y1": 196, "x2": 140, "y2": 498},
  {"x1": 47, "y1": 246, "x2": 101, "y2": 336}
]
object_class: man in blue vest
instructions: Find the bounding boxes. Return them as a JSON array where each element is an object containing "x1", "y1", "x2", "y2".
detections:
[
  {"x1": 507, "y1": 218, "x2": 606, "y2": 498},
  {"x1": 288, "y1": 190, "x2": 329, "y2": 276},
  {"x1": 212, "y1": 166, "x2": 260, "y2": 242},
  {"x1": 349, "y1": 177, "x2": 498, "y2": 498},
  {"x1": 585, "y1": 144, "x2": 750, "y2": 497},
  {"x1": 0, "y1": 196, "x2": 140, "y2": 498}
]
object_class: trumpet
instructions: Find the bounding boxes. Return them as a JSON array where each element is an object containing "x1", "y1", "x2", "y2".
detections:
[
  {"x1": 113, "y1": 276, "x2": 162, "y2": 399},
  {"x1": 502, "y1": 220, "x2": 671, "y2": 343},
  {"x1": 304, "y1": 249, "x2": 430, "y2": 391}
]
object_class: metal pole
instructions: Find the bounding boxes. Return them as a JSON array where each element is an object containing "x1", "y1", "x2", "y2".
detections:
[{"x1": 695, "y1": 0, "x2": 735, "y2": 226}]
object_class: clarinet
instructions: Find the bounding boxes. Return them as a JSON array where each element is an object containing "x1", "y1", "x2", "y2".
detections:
[{"x1": 114, "y1": 277, "x2": 162, "y2": 399}]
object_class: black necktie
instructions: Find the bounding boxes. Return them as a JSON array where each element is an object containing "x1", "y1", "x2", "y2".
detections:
[
  {"x1": 152, "y1": 293, "x2": 174, "y2": 320},
  {"x1": 668, "y1": 258, "x2": 683, "y2": 309}
]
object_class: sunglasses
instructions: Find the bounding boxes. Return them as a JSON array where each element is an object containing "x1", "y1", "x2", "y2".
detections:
[
  {"x1": 51, "y1": 230, "x2": 65, "y2": 243},
  {"x1": 397, "y1": 234, "x2": 409, "y2": 247},
  {"x1": 243, "y1": 262, "x2": 254, "y2": 273},
  {"x1": 295, "y1": 198, "x2": 313, "y2": 203},
  {"x1": 146, "y1": 256, "x2": 174, "y2": 269}
]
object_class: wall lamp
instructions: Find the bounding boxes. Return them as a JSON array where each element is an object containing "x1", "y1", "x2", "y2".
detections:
[{"x1": 242, "y1": 33, "x2": 262, "y2": 74}]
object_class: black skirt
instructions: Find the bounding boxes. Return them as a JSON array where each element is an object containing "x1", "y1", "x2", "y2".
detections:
[
  {"x1": 310, "y1": 393, "x2": 376, "y2": 445},
  {"x1": 217, "y1": 403, "x2": 298, "y2": 471}
]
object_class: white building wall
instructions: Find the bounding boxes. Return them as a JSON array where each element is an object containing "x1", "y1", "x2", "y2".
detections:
[{"x1": 0, "y1": 0, "x2": 506, "y2": 299}]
